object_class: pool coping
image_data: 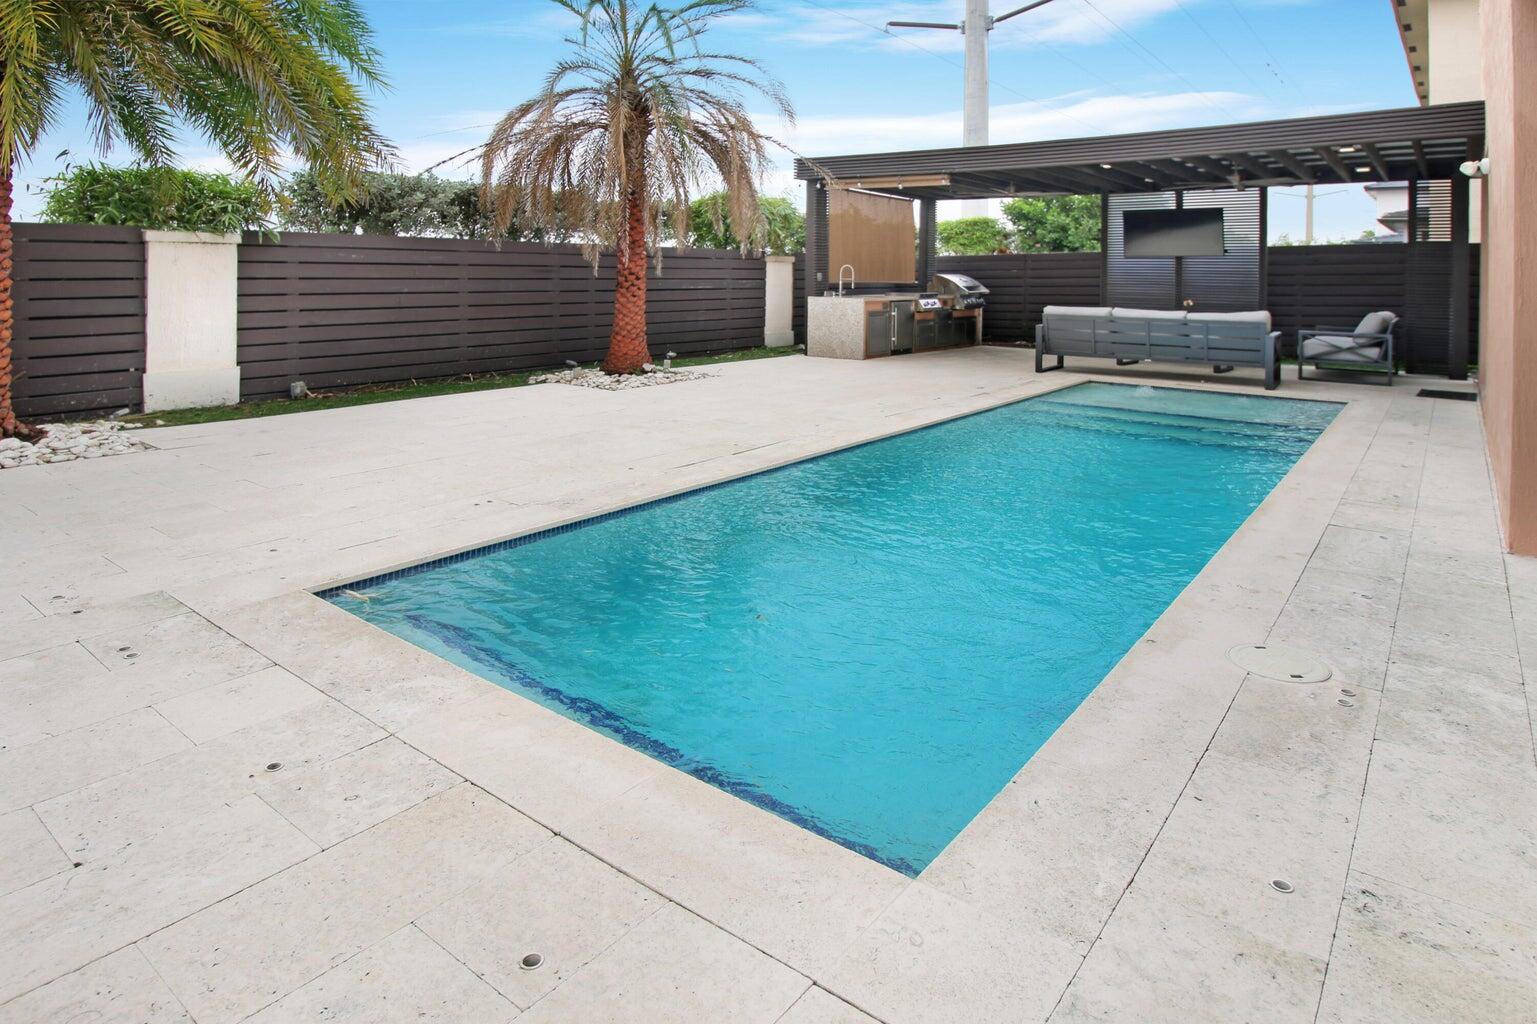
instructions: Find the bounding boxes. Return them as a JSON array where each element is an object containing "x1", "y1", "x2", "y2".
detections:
[{"x1": 205, "y1": 354, "x2": 1400, "y2": 1009}]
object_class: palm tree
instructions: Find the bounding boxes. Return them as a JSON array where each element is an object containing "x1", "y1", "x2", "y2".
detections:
[
  {"x1": 0, "y1": 0, "x2": 392, "y2": 438},
  {"x1": 480, "y1": 0, "x2": 791, "y2": 375}
]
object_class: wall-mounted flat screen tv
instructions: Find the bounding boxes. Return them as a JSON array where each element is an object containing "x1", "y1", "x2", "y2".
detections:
[{"x1": 1123, "y1": 208, "x2": 1226, "y2": 257}]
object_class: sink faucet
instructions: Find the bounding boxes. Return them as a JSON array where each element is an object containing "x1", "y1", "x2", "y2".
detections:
[{"x1": 837, "y1": 264, "x2": 855, "y2": 296}]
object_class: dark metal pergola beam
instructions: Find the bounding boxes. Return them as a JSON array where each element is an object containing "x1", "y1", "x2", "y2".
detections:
[
  {"x1": 1315, "y1": 146, "x2": 1357, "y2": 182},
  {"x1": 1224, "y1": 152, "x2": 1273, "y2": 180},
  {"x1": 794, "y1": 101, "x2": 1483, "y2": 198},
  {"x1": 1411, "y1": 140, "x2": 1431, "y2": 178},
  {"x1": 1360, "y1": 142, "x2": 1392, "y2": 180},
  {"x1": 1267, "y1": 149, "x2": 1317, "y2": 183}
]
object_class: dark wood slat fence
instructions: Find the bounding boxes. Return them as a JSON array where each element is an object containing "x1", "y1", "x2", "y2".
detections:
[
  {"x1": 11, "y1": 224, "x2": 145, "y2": 417},
  {"x1": 236, "y1": 232, "x2": 766, "y2": 399},
  {"x1": 1266, "y1": 243, "x2": 1479, "y2": 373},
  {"x1": 935, "y1": 252, "x2": 1103, "y2": 343}
]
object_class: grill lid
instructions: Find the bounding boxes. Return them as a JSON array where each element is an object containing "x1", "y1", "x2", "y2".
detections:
[{"x1": 932, "y1": 272, "x2": 989, "y2": 295}]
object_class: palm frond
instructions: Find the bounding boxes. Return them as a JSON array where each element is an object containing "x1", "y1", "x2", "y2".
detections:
[{"x1": 480, "y1": 0, "x2": 790, "y2": 263}]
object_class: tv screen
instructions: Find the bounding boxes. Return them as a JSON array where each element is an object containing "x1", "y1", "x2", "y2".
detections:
[{"x1": 1123, "y1": 208, "x2": 1226, "y2": 257}]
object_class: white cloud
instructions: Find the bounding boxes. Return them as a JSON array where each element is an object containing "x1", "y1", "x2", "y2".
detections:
[
  {"x1": 735, "y1": 0, "x2": 1192, "y2": 53},
  {"x1": 769, "y1": 88, "x2": 1264, "y2": 157}
]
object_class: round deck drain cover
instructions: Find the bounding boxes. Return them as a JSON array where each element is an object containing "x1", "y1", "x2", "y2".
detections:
[{"x1": 1226, "y1": 644, "x2": 1332, "y2": 683}]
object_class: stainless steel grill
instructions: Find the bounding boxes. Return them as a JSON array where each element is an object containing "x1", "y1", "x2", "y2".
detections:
[{"x1": 930, "y1": 272, "x2": 989, "y2": 309}]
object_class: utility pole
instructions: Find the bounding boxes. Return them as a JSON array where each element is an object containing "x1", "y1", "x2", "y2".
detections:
[{"x1": 888, "y1": 0, "x2": 1059, "y2": 217}]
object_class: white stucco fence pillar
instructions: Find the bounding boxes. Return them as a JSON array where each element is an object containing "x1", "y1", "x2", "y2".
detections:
[
  {"x1": 764, "y1": 255, "x2": 796, "y2": 348},
  {"x1": 141, "y1": 230, "x2": 241, "y2": 412}
]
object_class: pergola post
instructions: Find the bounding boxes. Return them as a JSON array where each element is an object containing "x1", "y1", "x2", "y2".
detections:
[
  {"x1": 804, "y1": 179, "x2": 823, "y2": 306},
  {"x1": 1449, "y1": 170, "x2": 1471, "y2": 380},
  {"x1": 916, "y1": 199, "x2": 937, "y2": 287}
]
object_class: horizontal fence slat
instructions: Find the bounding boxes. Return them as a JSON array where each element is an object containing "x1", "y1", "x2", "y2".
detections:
[
  {"x1": 232, "y1": 229, "x2": 766, "y2": 399},
  {"x1": 12, "y1": 224, "x2": 147, "y2": 418}
]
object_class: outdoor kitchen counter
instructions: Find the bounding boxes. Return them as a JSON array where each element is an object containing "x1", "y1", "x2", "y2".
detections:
[
  {"x1": 807, "y1": 294, "x2": 918, "y2": 360},
  {"x1": 808, "y1": 293, "x2": 982, "y2": 360}
]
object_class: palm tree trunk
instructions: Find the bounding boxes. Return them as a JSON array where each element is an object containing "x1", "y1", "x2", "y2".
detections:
[
  {"x1": 603, "y1": 170, "x2": 652, "y2": 375},
  {"x1": 0, "y1": 166, "x2": 18, "y2": 439}
]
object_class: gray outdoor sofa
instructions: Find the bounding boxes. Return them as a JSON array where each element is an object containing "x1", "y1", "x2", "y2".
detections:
[
  {"x1": 1297, "y1": 311, "x2": 1399, "y2": 385},
  {"x1": 1035, "y1": 306, "x2": 1281, "y2": 390}
]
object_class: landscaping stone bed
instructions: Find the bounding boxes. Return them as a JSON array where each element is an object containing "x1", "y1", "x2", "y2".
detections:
[{"x1": 0, "y1": 421, "x2": 148, "y2": 469}]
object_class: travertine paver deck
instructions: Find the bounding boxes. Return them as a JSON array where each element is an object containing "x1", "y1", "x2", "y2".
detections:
[{"x1": 0, "y1": 348, "x2": 1532, "y2": 1023}]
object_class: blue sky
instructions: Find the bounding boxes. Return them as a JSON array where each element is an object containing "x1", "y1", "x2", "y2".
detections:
[{"x1": 13, "y1": 0, "x2": 1417, "y2": 240}]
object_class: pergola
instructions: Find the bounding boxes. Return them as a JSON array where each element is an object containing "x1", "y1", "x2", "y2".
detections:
[{"x1": 793, "y1": 101, "x2": 1486, "y2": 378}]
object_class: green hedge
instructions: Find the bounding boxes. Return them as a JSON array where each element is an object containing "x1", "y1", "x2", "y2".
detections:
[{"x1": 40, "y1": 165, "x2": 270, "y2": 233}]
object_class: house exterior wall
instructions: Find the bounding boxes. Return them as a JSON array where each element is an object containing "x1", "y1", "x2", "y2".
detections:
[
  {"x1": 1428, "y1": 0, "x2": 1485, "y2": 102},
  {"x1": 1478, "y1": 0, "x2": 1537, "y2": 553}
]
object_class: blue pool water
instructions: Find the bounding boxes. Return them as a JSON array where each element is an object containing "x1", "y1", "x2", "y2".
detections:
[{"x1": 327, "y1": 382, "x2": 1338, "y2": 874}]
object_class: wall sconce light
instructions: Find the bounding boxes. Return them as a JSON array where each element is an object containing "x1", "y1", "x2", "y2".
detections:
[{"x1": 1459, "y1": 157, "x2": 1491, "y2": 178}]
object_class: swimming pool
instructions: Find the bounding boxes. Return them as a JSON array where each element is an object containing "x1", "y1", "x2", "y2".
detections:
[{"x1": 326, "y1": 382, "x2": 1339, "y2": 875}]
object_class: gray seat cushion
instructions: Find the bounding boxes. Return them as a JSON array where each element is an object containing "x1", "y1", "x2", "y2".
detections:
[
  {"x1": 1301, "y1": 336, "x2": 1386, "y2": 362},
  {"x1": 1354, "y1": 311, "x2": 1395, "y2": 336},
  {"x1": 1189, "y1": 310, "x2": 1273, "y2": 330},
  {"x1": 1043, "y1": 305, "x2": 1113, "y2": 318},
  {"x1": 1111, "y1": 308, "x2": 1188, "y2": 321}
]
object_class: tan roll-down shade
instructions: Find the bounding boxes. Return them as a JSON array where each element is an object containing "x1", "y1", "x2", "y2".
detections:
[{"x1": 827, "y1": 187, "x2": 916, "y2": 285}]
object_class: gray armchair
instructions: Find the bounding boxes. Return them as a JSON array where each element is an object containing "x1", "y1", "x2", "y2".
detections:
[{"x1": 1297, "y1": 311, "x2": 1399, "y2": 385}]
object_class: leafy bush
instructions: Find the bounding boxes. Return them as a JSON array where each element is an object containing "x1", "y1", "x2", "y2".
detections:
[
  {"x1": 40, "y1": 165, "x2": 270, "y2": 233},
  {"x1": 279, "y1": 170, "x2": 577, "y2": 241},
  {"x1": 936, "y1": 216, "x2": 1009, "y2": 255},
  {"x1": 1001, "y1": 195, "x2": 1100, "y2": 253},
  {"x1": 684, "y1": 192, "x2": 805, "y2": 254}
]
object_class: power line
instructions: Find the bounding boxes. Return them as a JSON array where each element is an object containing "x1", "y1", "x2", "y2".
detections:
[
  {"x1": 1220, "y1": 0, "x2": 1299, "y2": 97},
  {"x1": 1074, "y1": 0, "x2": 1242, "y2": 122},
  {"x1": 1169, "y1": 0, "x2": 1277, "y2": 104}
]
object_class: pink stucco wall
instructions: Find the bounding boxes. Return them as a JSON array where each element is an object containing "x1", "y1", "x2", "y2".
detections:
[{"x1": 1479, "y1": 0, "x2": 1537, "y2": 553}]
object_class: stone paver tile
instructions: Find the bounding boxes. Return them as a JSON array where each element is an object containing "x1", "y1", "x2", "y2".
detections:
[
  {"x1": 1267, "y1": 598, "x2": 1395, "y2": 692},
  {"x1": 263, "y1": 736, "x2": 460, "y2": 848},
  {"x1": 0, "y1": 808, "x2": 69, "y2": 896},
  {"x1": 1307, "y1": 524, "x2": 1411, "y2": 581},
  {"x1": 1113, "y1": 751, "x2": 1358, "y2": 961},
  {"x1": 1395, "y1": 590, "x2": 1520, "y2": 657},
  {"x1": 0, "y1": 707, "x2": 190, "y2": 813},
  {"x1": 245, "y1": 924, "x2": 517, "y2": 1024},
  {"x1": 0, "y1": 642, "x2": 126, "y2": 749},
  {"x1": 1207, "y1": 676, "x2": 1378, "y2": 785},
  {"x1": 153, "y1": 665, "x2": 326, "y2": 744},
  {"x1": 1317, "y1": 874, "x2": 1537, "y2": 1024},
  {"x1": 1051, "y1": 892, "x2": 1325, "y2": 1024},
  {"x1": 0, "y1": 794, "x2": 316, "y2": 1004},
  {"x1": 776, "y1": 986, "x2": 881, "y2": 1024},
  {"x1": 0, "y1": 591, "x2": 187, "y2": 661},
  {"x1": 824, "y1": 880, "x2": 1082, "y2": 1024},
  {"x1": 0, "y1": 946, "x2": 192, "y2": 1024},
  {"x1": 81, "y1": 610, "x2": 272, "y2": 691},
  {"x1": 398, "y1": 688, "x2": 664, "y2": 831},
  {"x1": 560, "y1": 764, "x2": 909, "y2": 977},
  {"x1": 1352, "y1": 740, "x2": 1537, "y2": 925},
  {"x1": 517, "y1": 902, "x2": 806, "y2": 1024},
  {"x1": 417, "y1": 835, "x2": 661, "y2": 1009},
  {"x1": 217, "y1": 592, "x2": 489, "y2": 731},
  {"x1": 922, "y1": 754, "x2": 1171, "y2": 944},
  {"x1": 1329, "y1": 498, "x2": 1416, "y2": 535},
  {"x1": 1376, "y1": 675, "x2": 1535, "y2": 769},
  {"x1": 1389, "y1": 631, "x2": 1524, "y2": 686},
  {"x1": 0, "y1": 592, "x2": 41, "y2": 628},
  {"x1": 141, "y1": 784, "x2": 548, "y2": 1024},
  {"x1": 36, "y1": 699, "x2": 383, "y2": 863}
]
